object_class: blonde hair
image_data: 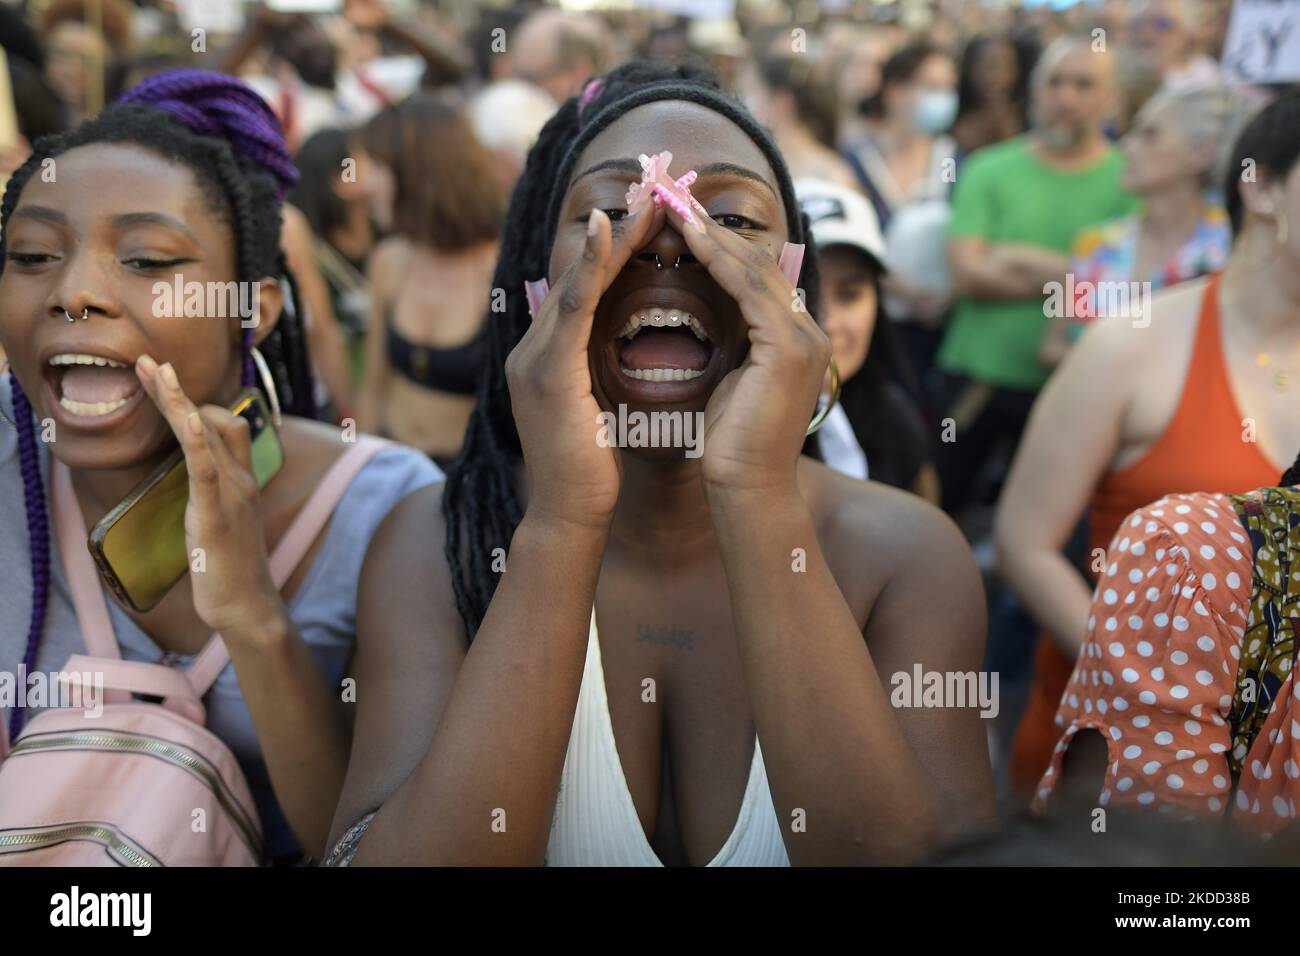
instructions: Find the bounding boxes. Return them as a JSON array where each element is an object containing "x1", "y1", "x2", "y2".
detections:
[{"x1": 1141, "y1": 83, "x2": 1258, "y2": 187}]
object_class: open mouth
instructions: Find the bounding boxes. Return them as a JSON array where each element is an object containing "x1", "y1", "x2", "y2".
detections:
[
  {"x1": 46, "y1": 352, "x2": 143, "y2": 419},
  {"x1": 615, "y1": 308, "x2": 715, "y2": 382}
]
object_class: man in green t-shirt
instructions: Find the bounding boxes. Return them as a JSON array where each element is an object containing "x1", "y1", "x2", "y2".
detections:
[{"x1": 936, "y1": 35, "x2": 1136, "y2": 514}]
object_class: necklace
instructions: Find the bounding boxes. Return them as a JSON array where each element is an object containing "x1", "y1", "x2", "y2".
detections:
[
  {"x1": 1255, "y1": 352, "x2": 1290, "y2": 391},
  {"x1": 1246, "y1": 321, "x2": 1300, "y2": 392},
  {"x1": 1253, "y1": 340, "x2": 1300, "y2": 391}
]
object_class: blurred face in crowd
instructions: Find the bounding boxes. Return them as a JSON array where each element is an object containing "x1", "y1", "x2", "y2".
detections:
[
  {"x1": 885, "y1": 54, "x2": 959, "y2": 135},
  {"x1": 1129, "y1": 0, "x2": 1194, "y2": 74},
  {"x1": 840, "y1": 39, "x2": 885, "y2": 114},
  {"x1": 334, "y1": 143, "x2": 375, "y2": 206},
  {"x1": 1121, "y1": 97, "x2": 1211, "y2": 194},
  {"x1": 273, "y1": 18, "x2": 338, "y2": 90},
  {"x1": 1193, "y1": 0, "x2": 1230, "y2": 59},
  {"x1": 513, "y1": 14, "x2": 604, "y2": 104},
  {"x1": 816, "y1": 246, "x2": 878, "y2": 383},
  {"x1": 973, "y1": 39, "x2": 1019, "y2": 100},
  {"x1": 0, "y1": 143, "x2": 280, "y2": 471},
  {"x1": 1032, "y1": 42, "x2": 1112, "y2": 150},
  {"x1": 737, "y1": 64, "x2": 787, "y2": 131},
  {"x1": 350, "y1": 145, "x2": 394, "y2": 231},
  {"x1": 550, "y1": 101, "x2": 789, "y2": 440},
  {"x1": 44, "y1": 21, "x2": 108, "y2": 116}
]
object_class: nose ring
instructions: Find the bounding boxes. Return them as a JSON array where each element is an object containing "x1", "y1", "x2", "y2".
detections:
[
  {"x1": 653, "y1": 255, "x2": 682, "y2": 270},
  {"x1": 63, "y1": 308, "x2": 89, "y2": 323}
]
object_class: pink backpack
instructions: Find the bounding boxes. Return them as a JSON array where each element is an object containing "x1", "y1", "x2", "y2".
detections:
[{"x1": 0, "y1": 437, "x2": 387, "y2": 866}]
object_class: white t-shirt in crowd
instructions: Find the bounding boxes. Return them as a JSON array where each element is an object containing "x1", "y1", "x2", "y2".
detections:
[{"x1": 817, "y1": 402, "x2": 869, "y2": 481}]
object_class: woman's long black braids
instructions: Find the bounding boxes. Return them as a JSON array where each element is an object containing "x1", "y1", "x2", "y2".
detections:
[
  {"x1": 1, "y1": 70, "x2": 316, "y2": 740},
  {"x1": 443, "y1": 60, "x2": 821, "y2": 640}
]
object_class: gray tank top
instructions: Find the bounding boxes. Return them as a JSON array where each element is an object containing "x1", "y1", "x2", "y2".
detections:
[{"x1": 0, "y1": 376, "x2": 442, "y2": 861}]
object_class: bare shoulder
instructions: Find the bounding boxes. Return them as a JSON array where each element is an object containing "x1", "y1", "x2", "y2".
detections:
[
  {"x1": 363, "y1": 481, "x2": 454, "y2": 599},
  {"x1": 274, "y1": 420, "x2": 437, "y2": 517},
  {"x1": 1081, "y1": 273, "x2": 1207, "y2": 358},
  {"x1": 803, "y1": 456, "x2": 963, "y2": 548},
  {"x1": 368, "y1": 479, "x2": 450, "y2": 559},
  {"x1": 278, "y1": 416, "x2": 354, "y2": 471},
  {"x1": 798, "y1": 457, "x2": 981, "y2": 624},
  {"x1": 367, "y1": 235, "x2": 412, "y2": 287},
  {"x1": 1147, "y1": 273, "x2": 1209, "y2": 339},
  {"x1": 280, "y1": 203, "x2": 311, "y2": 245}
]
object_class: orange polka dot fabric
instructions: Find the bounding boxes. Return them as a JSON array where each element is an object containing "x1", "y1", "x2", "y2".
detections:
[{"x1": 1031, "y1": 490, "x2": 1300, "y2": 832}]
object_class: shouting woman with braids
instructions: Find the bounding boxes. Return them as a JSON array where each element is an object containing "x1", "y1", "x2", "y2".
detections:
[
  {"x1": 326, "y1": 63, "x2": 994, "y2": 867},
  {"x1": 0, "y1": 70, "x2": 440, "y2": 863}
]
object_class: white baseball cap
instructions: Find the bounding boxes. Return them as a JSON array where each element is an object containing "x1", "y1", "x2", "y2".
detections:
[{"x1": 793, "y1": 177, "x2": 889, "y2": 274}]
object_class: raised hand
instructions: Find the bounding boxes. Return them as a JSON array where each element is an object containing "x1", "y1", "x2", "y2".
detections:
[
  {"x1": 134, "y1": 354, "x2": 287, "y2": 639},
  {"x1": 506, "y1": 201, "x2": 663, "y2": 529},
  {"x1": 658, "y1": 183, "x2": 831, "y2": 497}
]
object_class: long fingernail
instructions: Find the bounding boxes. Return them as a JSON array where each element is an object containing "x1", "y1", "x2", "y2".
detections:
[
  {"x1": 524, "y1": 278, "x2": 550, "y2": 317},
  {"x1": 160, "y1": 363, "x2": 179, "y2": 390},
  {"x1": 587, "y1": 208, "x2": 601, "y2": 237},
  {"x1": 136, "y1": 354, "x2": 157, "y2": 375},
  {"x1": 778, "y1": 243, "x2": 806, "y2": 285}
]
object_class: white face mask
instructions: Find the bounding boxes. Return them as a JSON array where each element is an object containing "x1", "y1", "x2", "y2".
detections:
[{"x1": 912, "y1": 89, "x2": 958, "y2": 134}]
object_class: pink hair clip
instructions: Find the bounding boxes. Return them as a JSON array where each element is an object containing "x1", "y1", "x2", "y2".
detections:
[
  {"x1": 578, "y1": 77, "x2": 605, "y2": 116},
  {"x1": 624, "y1": 151, "x2": 707, "y2": 233}
]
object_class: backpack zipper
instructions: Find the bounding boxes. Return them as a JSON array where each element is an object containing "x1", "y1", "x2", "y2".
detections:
[
  {"x1": 0, "y1": 821, "x2": 160, "y2": 866},
  {"x1": 8, "y1": 729, "x2": 262, "y2": 861}
]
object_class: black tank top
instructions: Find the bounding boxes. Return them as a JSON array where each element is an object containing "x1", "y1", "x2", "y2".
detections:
[{"x1": 385, "y1": 313, "x2": 484, "y2": 396}]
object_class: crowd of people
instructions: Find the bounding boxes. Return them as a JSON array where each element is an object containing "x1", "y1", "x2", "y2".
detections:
[{"x1": 0, "y1": 0, "x2": 1297, "y2": 867}]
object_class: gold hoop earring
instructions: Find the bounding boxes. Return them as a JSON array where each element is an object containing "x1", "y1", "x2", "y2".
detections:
[
  {"x1": 250, "y1": 346, "x2": 282, "y2": 428},
  {"x1": 806, "y1": 355, "x2": 841, "y2": 436}
]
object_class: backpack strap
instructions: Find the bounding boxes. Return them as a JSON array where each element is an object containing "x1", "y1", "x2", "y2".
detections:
[
  {"x1": 51, "y1": 461, "x2": 120, "y2": 660},
  {"x1": 62, "y1": 653, "x2": 206, "y2": 725},
  {"x1": 51, "y1": 436, "x2": 391, "y2": 698},
  {"x1": 186, "y1": 436, "x2": 389, "y2": 696}
]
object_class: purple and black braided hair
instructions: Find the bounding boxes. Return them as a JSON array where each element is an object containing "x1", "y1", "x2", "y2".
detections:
[{"x1": 2, "y1": 69, "x2": 316, "y2": 741}]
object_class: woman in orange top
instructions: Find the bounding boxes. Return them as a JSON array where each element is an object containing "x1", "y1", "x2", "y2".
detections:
[
  {"x1": 1033, "y1": 474, "x2": 1300, "y2": 833},
  {"x1": 994, "y1": 89, "x2": 1300, "y2": 798}
]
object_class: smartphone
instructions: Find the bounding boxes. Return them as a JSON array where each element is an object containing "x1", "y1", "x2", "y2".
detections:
[{"x1": 88, "y1": 388, "x2": 284, "y2": 613}]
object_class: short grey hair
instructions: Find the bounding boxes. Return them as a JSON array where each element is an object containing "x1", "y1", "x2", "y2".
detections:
[
  {"x1": 1139, "y1": 83, "x2": 1260, "y2": 186},
  {"x1": 1030, "y1": 33, "x2": 1114, "y2": 95}
]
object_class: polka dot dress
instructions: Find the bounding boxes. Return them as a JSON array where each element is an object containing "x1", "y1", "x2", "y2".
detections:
[{"x1": 1031, "y1": 491, "x2": 1300, "y2": 833}]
